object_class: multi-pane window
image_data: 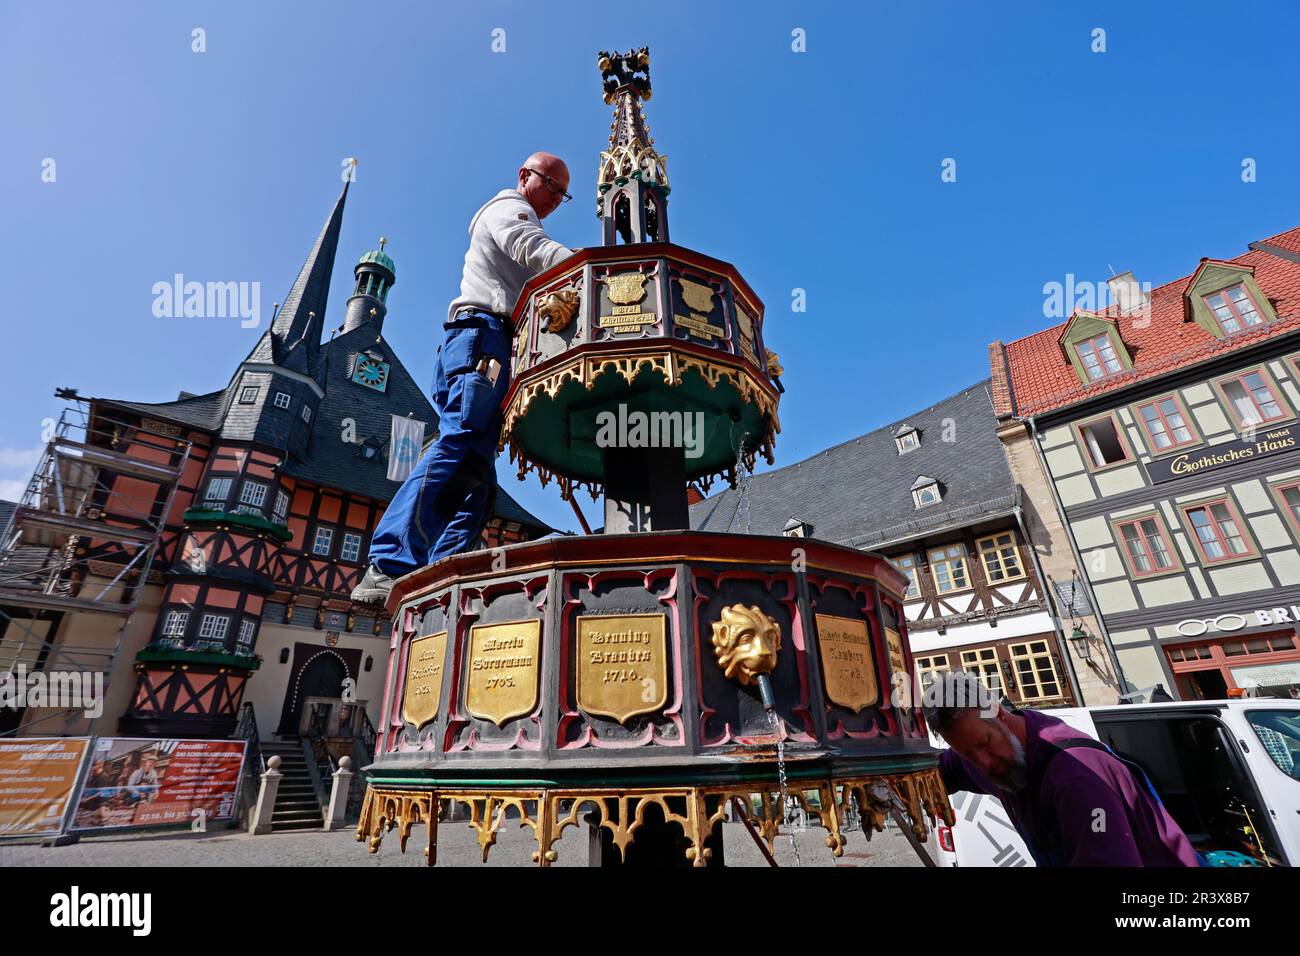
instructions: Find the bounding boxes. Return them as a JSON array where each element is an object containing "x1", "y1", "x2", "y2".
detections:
[
  {"x1": 313, "y1": 527, "x2": 334, "y2": 556},
  {"x1": 198, "y1": 613, "x2": 230, "y2": 641},
  {"x1": 239, "y1": 481, "x2": 267, "y2": 507},
  {"x1": 1220, "y1": 370, "x2": 1286, "y2": 428},
  {"x1": 914, "y1": 654, "x2": 950, "y2": 694},
  {"x1": 273, "y1": 489, "x2": 290, "y2": 525},
  {"x1": 959, "y1": 647, "x2": 1002, "y2": 697},
  {"x1": 1274, "y1": 483, "x2": 1300, "y2": 538},
  {"x1": 161, "y1": 610, "x2": 189, "y2": 638},
  {"x1": 237, "y1": 619, "x2": 256, "y2": 651},
  {"x1": 341, "y1": 532, "x2": 362, "y2": 563},
  {"x1": 1204, "y1": 284, "x2": 1263, "y2": 335},
  {"x1": 203, "y1": 477, "x2": 232, "y2": 503},
  {"x1": 928, "y1": 544, "x2": 969, "y2": 593},
  {"x1": 1136, "y1": 396, "x2": 1196, "y2": 451},
  {"x1": 1116, "y1": 515, "x2": 1176, "y2": 576},
  {"x1": 892, "y1": 554, "x2": 920, "y2": 599},
  {"x1": 977, "y1": 532, "x2": 1023, "y2": 583},
  {"x1": 238, "y1": 386, "x2": 259, "y2": 404},
  {"x1": 273, "y1": 391, "x2": 291, "y2": 409},
  {"x1": 1075, "y1": 334, "x2": 1123, "y2": 380},
  {"x1": 1183, "y1": 499, "x2": 1253, "y2": 563},
  {"x1": 1078, "y1": 416, "x2": 1130, "y2": 468},
  {"x1": 301, "y1": 404, "x2": 313, "y2": 423},
  {"x1": 1009, "y1": 641, "x2": 1062, "y2": 702}
]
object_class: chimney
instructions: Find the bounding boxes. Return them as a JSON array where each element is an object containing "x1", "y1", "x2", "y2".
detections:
[{"x1": 1107, "y1": 271, "x2": 1147, "y2": 315}]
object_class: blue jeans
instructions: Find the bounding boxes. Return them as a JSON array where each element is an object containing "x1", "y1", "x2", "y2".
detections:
[{"x1": 367, "y1": 309, "x2": 513, "y2": 577}]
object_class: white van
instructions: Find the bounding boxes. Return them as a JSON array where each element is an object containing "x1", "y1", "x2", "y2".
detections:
[{"x1": 934, "y1": 700, "x2": 1300, "y2": 867}]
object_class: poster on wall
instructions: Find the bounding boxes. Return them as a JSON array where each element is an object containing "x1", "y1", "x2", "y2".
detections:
[
  {"x1": 0, "y1": 737, "x2": 92, "y2": 838},
  {"x1": 70, "y1": 737, "x2": 246, "y2": 832}
]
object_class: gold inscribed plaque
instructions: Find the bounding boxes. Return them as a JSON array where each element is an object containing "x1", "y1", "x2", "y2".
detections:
[
  {"x1": 885, "y1": 627, "x2": 911, "y2": 709},
  {"x1": 576, "y1": 613, "x2": 668, "y2": 723},
  {"x1": 466, "y1": 620, "x2": 541, "y2": 727},
  {"x1": 401, "y1": 631, "x2": 447, "y2": 730},
  {"x1": 675, "y1": 313, "x2": 725, "y2": 339},
  {"x1": 815, "y1": 614, "x2": 879, "y2": 713},
  {"x1": 599, "y1": 311, "x2": 657, "y2": 330}
]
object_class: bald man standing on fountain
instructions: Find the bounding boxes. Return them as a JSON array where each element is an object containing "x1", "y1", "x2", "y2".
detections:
[{"x1": 352, "y1": 152, "x2": 577, "y2": 604}]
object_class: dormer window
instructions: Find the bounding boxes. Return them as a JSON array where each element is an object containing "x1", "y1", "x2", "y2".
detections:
[
  {"x1": 783, "y1": 517, "x2": 813, "y2": 538},
  {"x1": 895, "y1": 426, "x2": 919, "y2": 454},
  {"x1": 911, "y1": 476, "x2": 942, "y2": 509},
  {"x1": 1075, "y1": 334, "x2": 1123, "y2": 381},
  {"x1": 1204, "y1": 284, "x2": 1263, "y2": 335}
]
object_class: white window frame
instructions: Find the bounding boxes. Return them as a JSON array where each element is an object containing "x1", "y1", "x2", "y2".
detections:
[
  {"x1": 238, "y1": 386, "x2": 259, "y2": 404},
  {"x1": 912, "y1": 483, "x2": 941, "y2": 508},
  {"x1": 203, "y1": 477, "x2": 232, "y2": 503},
  {"x1": 273, "y1": 391, "x2": 291, "y2": 409},
  {"x1": 161, "y1": 609, "x2": 189, "y2": 638},
  {"x1": 313, "y1": 526, "x2": 334, "y2": 556},
  {"x1": 198, "y1": 613, "x2": 230, "y2": 641},
  {"x1": 301, "y1": 404, "x2": 313, "y2": 423},
  {"x1": 239, "y1": 481, "x2": 268, "y2": 507},
  {"x1": 237, "y1": 619, "x2": 256, "y2": 650},
  {"x1": 273, "y1": 489, "x2": 290, "y2": 524},
  {"x1": 341, "y1": 532, "x2": 362, "y2": 563}
]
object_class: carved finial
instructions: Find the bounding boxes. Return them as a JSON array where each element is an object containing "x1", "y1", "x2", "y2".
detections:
[{"x1": 597, "y1": 46, "x2": 651, "y2": 103}]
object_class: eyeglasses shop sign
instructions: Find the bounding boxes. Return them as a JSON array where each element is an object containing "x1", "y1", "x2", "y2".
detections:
[
  {"x1": 1177, "y1": 605, "x2": 1300, "y2": 637},
  {"x1": 1145, "y1": 424, "x2": 1298, "y2": 484}
]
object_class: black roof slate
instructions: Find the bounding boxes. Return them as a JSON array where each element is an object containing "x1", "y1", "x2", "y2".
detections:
[{"x1": 689, "y1": 381, "x2": 1015, "y2": 547}]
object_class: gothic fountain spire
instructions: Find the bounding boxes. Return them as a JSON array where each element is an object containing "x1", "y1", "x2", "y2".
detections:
[{"x1": 596, "y1": 46, "x2": 670, "y2": 245}]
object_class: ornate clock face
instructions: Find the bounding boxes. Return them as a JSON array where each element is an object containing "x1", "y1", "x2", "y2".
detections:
[{"x1": 352, "y1": 356, "x2": 390, "y2": 392}]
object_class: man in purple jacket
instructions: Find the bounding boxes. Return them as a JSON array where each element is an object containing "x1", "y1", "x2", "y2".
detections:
[{"x1": 924, "y1": 671, "x2": 1199, "y2": 867}]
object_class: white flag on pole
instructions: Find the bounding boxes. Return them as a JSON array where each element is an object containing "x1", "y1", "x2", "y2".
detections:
[{"x1": 387, "y1": 415, "x2": 426, "y2": 482}]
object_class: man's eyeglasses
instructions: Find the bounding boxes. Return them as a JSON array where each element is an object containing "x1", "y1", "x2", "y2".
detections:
[{"x1": 524, "y1": 167, "x2": 572, "y2": 203}]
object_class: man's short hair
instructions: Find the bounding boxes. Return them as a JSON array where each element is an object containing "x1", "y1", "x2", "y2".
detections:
[{"x1": 922, "y1": 670, "x2": 1001, "y2": 738}]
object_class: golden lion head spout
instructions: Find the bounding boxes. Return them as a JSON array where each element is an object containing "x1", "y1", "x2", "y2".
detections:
[
  {"x1": 710, "y1": 604, "x2": 781, "y2": 686},
  {"x1": 537, "y1": 289, "x2": 580, "y2": 334}
]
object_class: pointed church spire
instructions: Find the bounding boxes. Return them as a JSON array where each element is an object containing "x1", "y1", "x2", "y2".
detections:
[
  {"x1": 596, "y1": 47, "x2": 670, "y2": 245},
  {"x1": 271, "y1": 174, "x2": 351, "y2": 375}
]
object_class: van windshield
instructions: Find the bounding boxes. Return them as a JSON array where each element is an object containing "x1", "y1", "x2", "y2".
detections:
[{"x1": 1246, "y1": 711, "x2": 1300, "y2": 780}]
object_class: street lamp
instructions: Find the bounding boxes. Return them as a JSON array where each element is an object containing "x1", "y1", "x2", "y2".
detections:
[{"x1": 1069, "y1": 622, "x2": 1094, "y2": 665}]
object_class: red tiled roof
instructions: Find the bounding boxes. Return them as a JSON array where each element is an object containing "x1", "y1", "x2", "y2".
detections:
[{"x1": 993, "y1": 227, "x2": 1300, "y2": 417}]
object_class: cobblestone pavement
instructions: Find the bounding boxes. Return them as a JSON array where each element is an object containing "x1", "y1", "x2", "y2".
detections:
[{"x1": 0, "y1": 817, "x2": 931, "y2": 868}]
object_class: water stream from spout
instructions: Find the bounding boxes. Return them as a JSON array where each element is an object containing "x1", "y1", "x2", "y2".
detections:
[{"x1": 766, "y1": 708, "x2": 801, "y2": 866}]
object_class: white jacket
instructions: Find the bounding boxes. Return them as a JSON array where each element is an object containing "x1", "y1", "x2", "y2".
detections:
[{"x1": 447, "y1": 188, "x2": 573, "y2": 322}]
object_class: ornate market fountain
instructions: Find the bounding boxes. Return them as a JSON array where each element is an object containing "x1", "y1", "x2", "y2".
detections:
[{"x1": 355, "y1": 47, "x2": 954, "y2": 867}]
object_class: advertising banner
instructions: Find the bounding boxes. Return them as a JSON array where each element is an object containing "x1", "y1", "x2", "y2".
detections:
[
  {"x1": 71, "y1": 737, "x2": 246, "y2": 832},
  {"x1": 0, "y1": 737, "x2": 91, "y2": 838}
]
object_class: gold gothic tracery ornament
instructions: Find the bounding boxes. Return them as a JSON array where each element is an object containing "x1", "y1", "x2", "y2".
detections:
[{"x1": 355, "y1": 767, "x2": 954, "y2": 867}]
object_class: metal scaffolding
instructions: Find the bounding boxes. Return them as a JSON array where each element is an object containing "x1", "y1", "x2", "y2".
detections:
[{"x1": 0, "y1": 401, "x2": 191, "y2": 736}]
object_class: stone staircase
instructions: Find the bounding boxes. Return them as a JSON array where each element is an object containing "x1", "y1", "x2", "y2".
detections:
[{"x1": 259, "y1": 741, "x2": 324, "y2": 832}]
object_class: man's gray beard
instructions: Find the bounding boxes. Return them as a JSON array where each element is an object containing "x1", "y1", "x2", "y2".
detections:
[{"x1": 987, "y1": 722, "x2": 1029, "y2": 791}]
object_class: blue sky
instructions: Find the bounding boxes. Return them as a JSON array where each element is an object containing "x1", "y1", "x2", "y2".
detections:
[{"x1": 2, "y1": 1, "x2": 1298, "y2": 529}]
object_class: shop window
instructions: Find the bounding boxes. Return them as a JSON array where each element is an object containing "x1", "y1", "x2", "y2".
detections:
[
  {"x1": 928, "y1": 543, "x2": 969, "y2": 594},
  {"x1": 1218, "y1": 369, "x2": 1288, "y2": 429},
  {"x1": 977, "y1": 532, "x2": 1024, "y2": 583},
  {"x1": 1114, "y1": 514, "x2": 1178, "y2": 577},
  {"x1": 1077, "y1": 415, "x2": 1131, "y2": 469},
  {"x1": 1135, "y1": 395, "x2": 1198, "y2": 452},
  {"x1": 1179, "y1": 498, "x2": 1256, "y2": 564},
  {"x1": 1009, "y1": 640, "x2": 1062, "y2": 702}
]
